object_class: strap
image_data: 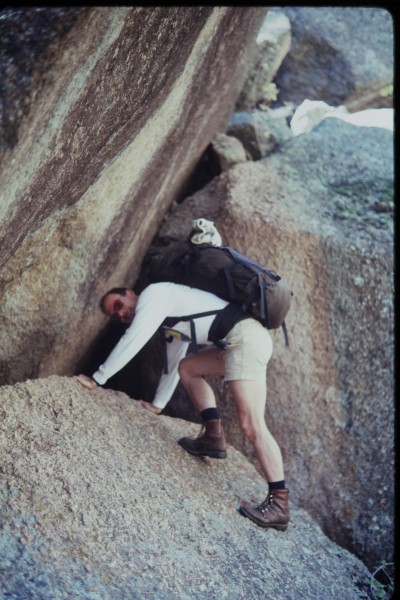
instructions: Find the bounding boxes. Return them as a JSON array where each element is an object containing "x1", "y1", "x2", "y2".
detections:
[
  {"x1": 281, "y1": 320, "x2": 289, "y2": 347},
  {"x1": 159, "y1": 327, "x2": 170, "y2": 374},
  {"x1": 182, "y1": 314, "x2": 231, "y2": 355},
  {"x1": 223, "y1": 264, "x2": 237, "y2": 300},
  {"x1": 213, "y1": 339, "x2": 230, "y2": 350},
  {"x1": 160, "y1": 310, "x2": 224, "y2": 370},
  {"x1": 189, "y1": 319, "x2": 198, "y2": 354},
  {"x1": 224, "y1": 247, "x2": 281, "y2": 281},
  {"x1": 180, "y1": 310, "x2": 224, "y2": 355},
  {"x1": 239, "y1": 276, "x2": 269, "y2": 328},
  {"x1": 208, "y1": 303, "x2": 250, "y2": 343},
  {"x1": 258, "y1": 273, "x2": 268, "y2": 326},
  {"x1": 173, "y1": 309, "x2": 223, "y2": 321}
]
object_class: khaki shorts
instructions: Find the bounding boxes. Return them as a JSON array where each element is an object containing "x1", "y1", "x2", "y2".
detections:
[{"x1": 221, "y1": 318, "x2": 273, "y2": 381}]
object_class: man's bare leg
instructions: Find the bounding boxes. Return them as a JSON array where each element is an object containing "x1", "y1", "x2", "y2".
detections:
[
  {"x1": 228, "y1": 379, "x2": 289, "y2": 529},
  {"x1": 178, "y1": 348, "x2": 227, "y2": 458},
  {"x1": 178, "y1": 347, "x2": 225, "y2": 411},
  {"x1": 228, "y1": 379, "x2": 284, "y2": 482}
]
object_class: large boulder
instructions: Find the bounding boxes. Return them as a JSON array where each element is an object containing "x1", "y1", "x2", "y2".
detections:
[
  {"x1": 0, "y1": 375, "x2": 374, "y2": 599},
  {"x1": 0, "y1": 7, "x2": 90, "y2": 151},
  {"x1": 274, "y1": 6, "x2": 394, "y2": 109},
  {"x1": 0, "y1": 6, "x2": 267, "y2": 386},
  {"x1": 208, "y1": 132, "x2": 247, "y2": 171},
  {"x1": 236, "y1": 8, "x2": 291, "y2": 110},
  {"x1": 227, "y1": 108, "x2": 293, "y2": 159},
  {"x1": 155, "y1": 117, "x2": 394, "y2": 571}
]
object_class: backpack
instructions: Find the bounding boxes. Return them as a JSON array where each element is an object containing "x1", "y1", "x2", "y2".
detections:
[{"x1": 141, "y1": 236, "x2": 293, "y2": 347}]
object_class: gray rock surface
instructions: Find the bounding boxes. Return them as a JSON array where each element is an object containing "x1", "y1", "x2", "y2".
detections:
[
  {"x1": 0, "y1": 6, "x2": 266, "y2": 386},
  {"x1": 236, "y1": 8, "x2": 291, "y2": 110},
  {"x1": 274, "y1": 6, "x2": 393, "y2": 108},
  {"x1": 0, "y1": 7, "x2": 89, "y2": 151},
  {"x1": 0, "y1": 6, "x2": 394, "y2": 587},
  {"x1": 227, "y1": 108, "x2": 293, "y2": 159},
  {"x1": 0, "y1": 375, "x2": 373, "y2": 599},
  {"x1": 209, "y1": 132, "x2": 247, "y2": 171}
]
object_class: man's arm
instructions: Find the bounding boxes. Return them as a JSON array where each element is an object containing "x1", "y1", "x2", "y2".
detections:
[
  {"x1": 151, "y1": 336, "x2": 190, "y2": 410},
  {"x1": 139, "y1": 400, "x2": 162, "y2": 414},
  {"x1": 91, "y1": 284, "x2": 174, "y2": 387},
  {"x1": 139, "y1": 335, "x2": 190, "y2": 414}
]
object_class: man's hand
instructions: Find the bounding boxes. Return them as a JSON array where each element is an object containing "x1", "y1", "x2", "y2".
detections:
[
  {"x1": 139, "y1": 400, "x2": 162, "y2": 415},
  {"x1": 75, "y1": 374, "x2": 98, "y2": 390}
]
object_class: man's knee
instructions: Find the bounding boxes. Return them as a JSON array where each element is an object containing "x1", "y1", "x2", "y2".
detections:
[
  {"x1": 178, "y1": 356, "x2": 192, "y2": 379},
  {"x1": 238, "y1": 418, "x2": 263, "y2": 444}
]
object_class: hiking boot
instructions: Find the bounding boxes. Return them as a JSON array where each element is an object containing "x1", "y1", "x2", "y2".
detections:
[
  {"x1": 178, "y1": 419, "x2": 227, "y2": 459},
  {"x1": 239, "y1": 489, "x2": 289, "y2": 530}
]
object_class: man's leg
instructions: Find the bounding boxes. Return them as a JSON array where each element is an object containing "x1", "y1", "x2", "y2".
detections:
[
  {"x1": 228, "y1": 379, "x2": 289, "y2": 530},
  {"x1": 178, "y1": 347, "x2": 227, "y2": 458},
  {"x1": 177, "y1": 347, "x2": 225, "y2": 410},
  {"x1": 228, "y1": 379, "x2": 284, "y2": 482}
]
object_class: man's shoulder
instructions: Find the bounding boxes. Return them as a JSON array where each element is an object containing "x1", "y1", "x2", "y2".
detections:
[
  {"x1": 142, "y1": 281, "x2": 182, "y2": 292},
  {"x1": 139, "y1": 281, "x2": 190, "y2": 299},
  {"x1": 141, "y1": 281, "x2": 212, "y2": 300}
]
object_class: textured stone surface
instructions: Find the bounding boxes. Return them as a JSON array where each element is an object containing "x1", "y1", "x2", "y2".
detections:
[
  {"x1": 0, "y1": 6, "x2": 266, "y2": 385},
  {"x1": 155, "y1": 118, "x2": 394, "y2": 571},
  {"x1": 209, "y1": 132, "x2": 247, "y2": 171},
  {"x1": 0, "y1": 375, "x2": 372, "y2": 599},
  {"x1": 0, "y1": 5, "x2": 394, "y2": 583},
  {"x1": 227, "y1": 108, "x2": 293, "y2": 159},
  {"x1": 274, "y1": 6, "x2": 393, "y2": 108},
  {"x1": 0, "y1": 7, "x2": 89, "y2": 150},
  {"x1": 236, "y1": 8, "x2": 291, "y2": 110}
]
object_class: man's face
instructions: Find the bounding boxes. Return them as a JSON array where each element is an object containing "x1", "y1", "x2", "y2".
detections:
[{"x1": 102, "y1": 290, "x2": 138, "y2": 324}]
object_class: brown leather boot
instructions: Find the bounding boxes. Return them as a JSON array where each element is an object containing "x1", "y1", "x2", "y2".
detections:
[
  {"x1": 239, "y1": 489, "x2": 289, "y2": 530},
  {"x1": 178, "y1": 419, "x2": 227, "y2": 459}
]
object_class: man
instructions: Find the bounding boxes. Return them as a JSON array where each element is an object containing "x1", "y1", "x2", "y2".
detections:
[
  {"x1": 78, "y1": 217, "x2": 224, "y2": 413},
  {"x1": 77, "y1": 281, "x2": 290, "y2": 530},
  {"x1": 77, "y1": 284, "x2": 224, "y2": 414}
]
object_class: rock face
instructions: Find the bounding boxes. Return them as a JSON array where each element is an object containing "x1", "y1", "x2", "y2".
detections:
[
  {"x1": 0, "y1": 6, "x2": 266, "y2": 386},
  {"x1": 227, "y1": 108, "x2": 293, "y2": 159},
  {"x1": 0, "y1": 5, "x2": 394, "y2": 584},
  {"x1": 0, "y1": 375, "x2": 373, "y2": 599},
  {"x1": 236, "y1": 8, "x2": 291, "y2": 110},
  {"x1": 155, "y1": 118, "x2": 394, "y2": 571},
  {"x1": 0, "y1": 7, "x2": 90, "y2": 151},
  {"x1": 209, "y1": 132, "x2": 247, "y2": 171},
  {"x1": 274, "y1": 6, "x2": 393, "y2": 108}
]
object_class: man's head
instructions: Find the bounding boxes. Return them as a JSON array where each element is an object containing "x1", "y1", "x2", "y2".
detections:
[{"x1": 100, "y1": 287, "x2": 138, "y2": 323}]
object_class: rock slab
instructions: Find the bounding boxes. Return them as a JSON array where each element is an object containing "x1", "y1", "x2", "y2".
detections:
[{"x1": 0, "y1": 375, "x2": 372, "y2": 599}]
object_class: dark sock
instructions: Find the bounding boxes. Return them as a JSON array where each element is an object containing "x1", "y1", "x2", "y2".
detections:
[
  {"x1": 201, "y1": 407, "x2": 220, "y2": 422},
  {"x1": 268, "y1": 480, "x2": 286, "y2": 491}
]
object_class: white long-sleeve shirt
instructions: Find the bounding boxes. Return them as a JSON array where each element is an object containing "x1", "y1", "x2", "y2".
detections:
[
  {"x1": 92, "y1": 283, "x2": 228, "y2": 406},
  {"x1": 151, "y1": 321, "x2": 194, "y2": 410}
]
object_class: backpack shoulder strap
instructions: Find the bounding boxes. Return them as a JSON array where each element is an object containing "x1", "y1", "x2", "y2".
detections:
[
  {"x1": 224, "y1": 247, "x2": 281, "y2": 281},
  {"x1": 160, "y1": 309, "x2": 224, "y2": 366},
  {"x1": 281, "y1": 320, "x2": 289, "y2": 347}
]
